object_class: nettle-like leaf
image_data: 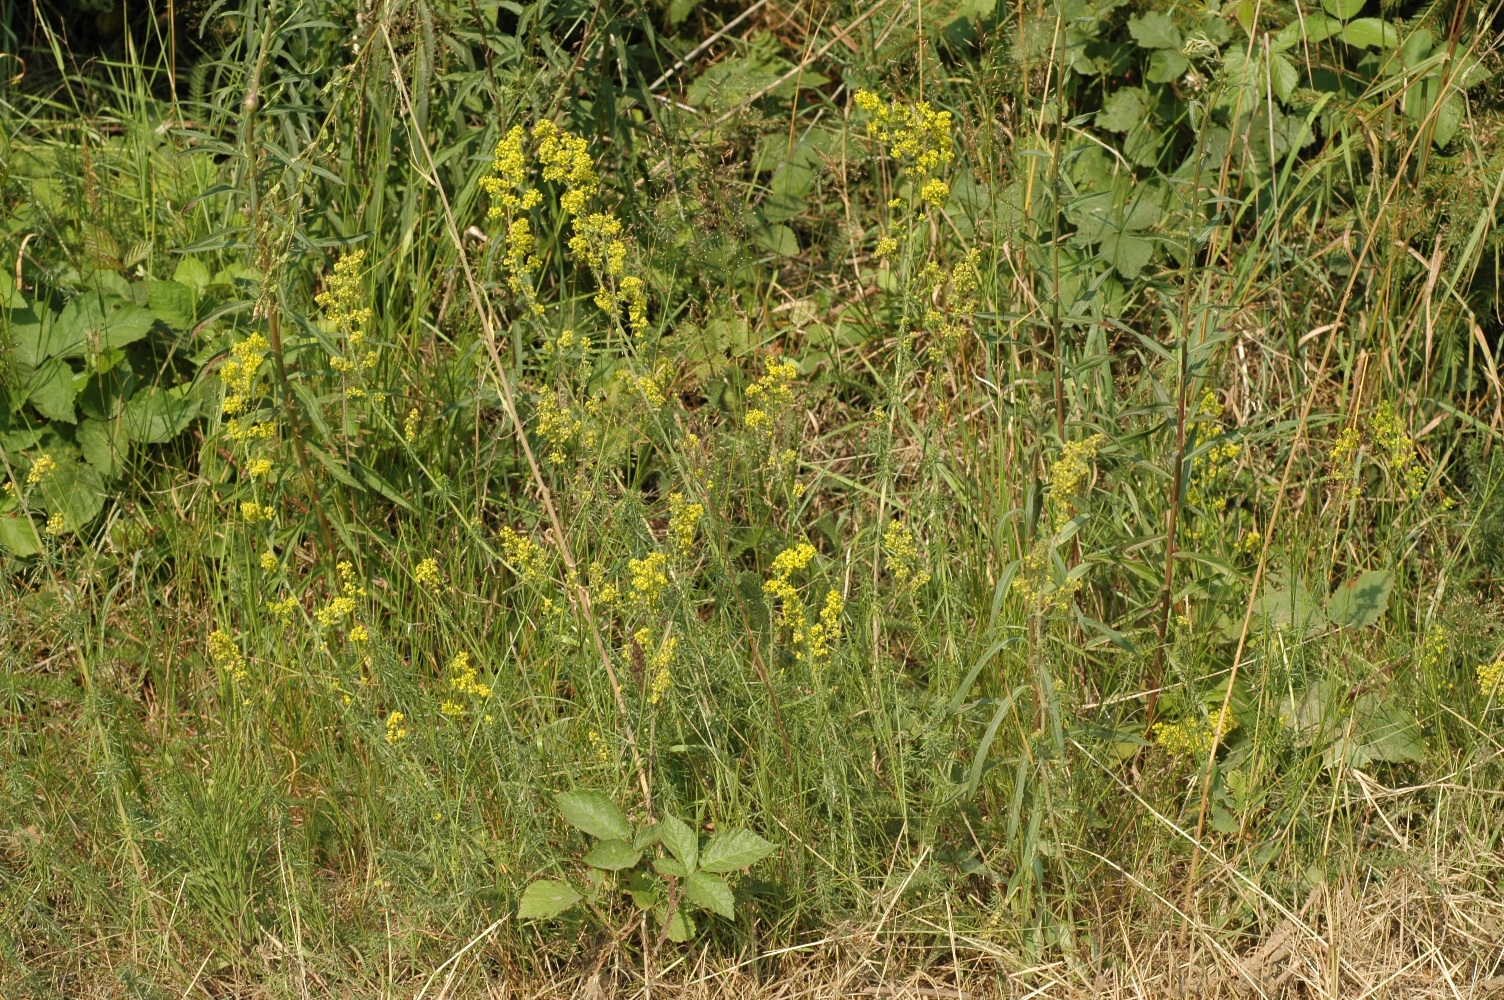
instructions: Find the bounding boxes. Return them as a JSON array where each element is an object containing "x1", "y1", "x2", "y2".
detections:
[
  {"x1": 1127, "y1": 11, "x2": 1180, "y2": 50},
  {"x1": 700, "y1": 828, "x2": 777, "y2": 872},
  {"x1": 583, "y1": 839, "x2": 642, "y2": 871},
  {"x1": 518, "y1": 879, "x2": 581, "y2": 920},
  {"x1": 658, "y1": 815, "x2": 699, "y2": 872},
  {"x1": 1321, "y1": 0, "x2": 1365, "y2": 21},
  {"x1": 1096, "y1": 88, "x2": 1148, "y2": 134},
  {"x1": 683, "y1": 872, "x2": 735, "y2": 919},
  {"x1": 554, "y1": 791, "x2": 632, "y2": 842},
  {"x1": 1327, "y1": 569, "x2": 1394, "y2": 629}
]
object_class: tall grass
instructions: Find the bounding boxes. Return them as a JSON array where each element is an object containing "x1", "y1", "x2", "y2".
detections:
[{"x1": 3, "y1": 0, "x2": 1504, "y2": 995}]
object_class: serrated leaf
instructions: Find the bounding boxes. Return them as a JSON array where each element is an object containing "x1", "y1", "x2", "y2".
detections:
[
  {"x1": 517, "y1": 879, "x2": 581, "y2": 920},
  {"x1": 1340, "y1": 18, "x2": 1398, "y2": 50},
  {"x1": 584, "y1": 839, "x2": 642, "y2": 871},
  {"x1": 753, "y1": 223, "x2": 799, "y2": 257},
  {"x1": 1096, "y1": 87, "x2": 1147, "y2": 134},
  {"x1": 173, "y1": 257, "x2": 211, "y2": 296},
  {"x1": 121, "y1": 384, "x2": 200, "y2": 444},
  {"x1": 700, "y1": 828, "x2": 776, "y2": 872},
  {"x1": 1146, "y1": 48, "x2": 1190, "y2": 84},
  {"x1": 661, "y1": 906, "x2": 696, "y2": 942},
  {"x1": 147, "y1": 280, "x2": 196, "y2": 328},
  {"x1": 38, "y1": 459, "x2": 106, "y2": 533},
  {"x1": 683, "y1": 872, "x2": 735, "y2": 918},
  {"x1": 1099, "y1": 232, "x2": 1154, "y2": 280},
  {"x1": 26, "y1": 358, "x2": 78, "y2": 423},
  {"x1": 658, "y1": 815, "x2": 698, "y2": 872},
  {"x1": 1327, "y1": 569, "x2": 1393, "y2": 628},
  {"x1": 554, "y1": 791, "x2": 631, "y2": 842},
  {"x1": 1432, "y1": 94, "x2": 1464, "y2": 148},
  {"x1": 98, "y1": 302, "x2": 154, "y2": 350},
  {"x1": 1269, "y1": 53, "x2": 1299, "y2": 103},
  {"x1": 1273, "y1": 13, "x2": 1342, "y2": 51},
  {"x1": 653, "y1": 856, "x2": 688, "y2": 878},
  {"x1": 1321, "y1": 0, "x2": 1364, "y2": 20},
  {"x1": 0, "y1": 512, "x2": 41, "y2": 556},
  {"x1": 1128, "y1": 11, "x2": 1180, "y2": 49},
  {"x1": 78, "y1": 418, "x2": 128, "y2": 479}
]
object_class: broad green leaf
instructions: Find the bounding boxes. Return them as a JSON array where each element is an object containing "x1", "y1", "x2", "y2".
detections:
[
  {"x1": 147, "y1": 280, "x2": 196, "y2": 329},
  {"x1": 700, "y1": 828, "x2": 777, "y2": 873},
  {"x1": 633, "y1": 823, "x2": 662, "y2": 851},
  {"x1": 8, "y1": 305, "x2": 49, "y2": 367},
  {"x1": 26, "y1": 358, "x2": 78, "y2": 423},
  {"x1": 38, "y1": 459, "x2": 106, "y2": 533},
  {"x1": 1127, "y1": 11, "x2": 1180, "y2": 50},
  {"x1": 1323, "y1": 697, "x2": 1424, "y2": 769},
  {"x1": 653, "y1": 856, "x2": 688, "y2": 878},
  {"x1": 753, "y1": 224, "x2": 800, "y2": 257},
  {"x1": 1340, "y1": 18, "x2": 1398, "y2": 50},
  {"x1": 1270, "y1": 53, "x2": 1300, "y2": 103},
  {"x1": 1432, "y1": 94, "x2": 1464, "y2": 148},
  {"x1": 683, "y1": 872, "x2": 735, "y2": 919},
  {"x1": 667, "y1": 0, "x2": 701, "y2": 26},
  {"x1": 78, "y1": 418, "x2": 128, "y2": 479},
  {"x1": 1252, "y1": 579, "x2": 1327, "y2": 635},
  {"x1": 121, "y1": 385, "x2": 200, "y2": 444},
  {"x1": 1273, "y1": 13, "x2": 1342, "y2": 51},
  {"x1": 1401, "y1": 27, "x2": 1432, "y2": 68},
  {"x1": 517, "y1": 879, "x2": 581, "y2": 920},
  {"x1": 658, "y1": 815, "x2": 698, "y2": 872},
  {"x1": 584, "y1": 839, "x2": 642, "y2": 871},
  {"x1": 1321, "y1": 0, "x2": 1364, "y2": 20},
  {"x1": 98, "y1": 303, "x2": 154, "y2": 350},
  {"x1": 0, "y1": 512, "x2": 41, "y2": 556},
  {"x1": 173, "y1": 256, "x2": 211, "y2": 296},
  {"x1": 661, "y1": 906, "x2": 696, "y2": 942},
  {"x1": 77, "y1": 364, "x2": 136, "y2": 421},
  {"x1": 1099, "y1": 232, "x2": 1154, "y2": 280},
  {"x1": 1327, "y1": 569, "x2": 1394, "y2": 629},
  {"x1": 1096, "y1": 87, "x2": 1147, "y2": 134},
  {"x1": 553, "y1": 791, "x2": 631, "y2": 842},
  {"x1": 1146, "y1": 48, "x2": 1190, "y2": 84}
]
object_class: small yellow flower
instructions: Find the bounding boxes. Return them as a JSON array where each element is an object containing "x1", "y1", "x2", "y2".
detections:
[
  {"x1": 27, "y1": 454, "x2": 56, "y2": 485},
  {"x1": 207, "y1": 629, "x2": 247, "y2": 682},
  {"x1": 241, "y1": 500, "x2": 270, "y2": 523},
  {"x1": 349, "y1": 623, "x2": 370, "y2": 643},
  {"x1": 628, "y1": 551, "x2": 668, "y2": 609},
  {"x1": 874, "y1": 236, "x2": 899, "y2": 259},
  {"x1": 414, "y1": 557, "x2": 441, "y2": 589},
  {"x1": 44, "y1": 512, "x2": 66, "y2": 535},
  {"x1": 667, "y1": 493, "x2": 703, "y2": 558},
  {"x1": 248, "y1": 458, "x2": 273, "y2": 478},
  {"x1": 385, "y1": 711, "x2": 408, "y2": 743},
  {"x1": 403, "y1": 407, "x2": 421, "y2": 444},
  {"x1": 267, "y1": 595, "x2": 299, "y2": 620},
  {"x1": 260, "y1": 551, "x2": 277, "y2": 571},
  {"x1": 1478, "y1": 657, "x2": 1504, "y2": 696}
]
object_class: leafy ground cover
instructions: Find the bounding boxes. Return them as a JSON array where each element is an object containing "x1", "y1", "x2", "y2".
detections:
[{"x1": 3, "y1": 0, "x2": 1504, "y2": 996}]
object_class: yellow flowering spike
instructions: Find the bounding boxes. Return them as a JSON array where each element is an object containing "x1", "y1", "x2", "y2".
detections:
[
  {"x1": 26, "y1": 454, "x2": 56, "y2": 485},
  {"x1": 315, "y1": 250, "x2": 373, "y2": 334},
  {"x1": 208, "y1": 629, "x2": 247, "y2": 682},
  {"x1": 668, "y1": 493, "x2": 703, "y2": 557},
  {"x1": 414, "y1": 557, "x2": 441, "y2": 589},
  {"x1": 44, "y1": 512, "x2": 66, "y2": 536},
  {"x1": 1478, "y1": 657, "x2": 1504, "y2": 696},
  {"x1": 260, "y1": 551, "x2": 277, "y2": 571},
  {"x1": 883, "y1": 520, "x2": 930, "y2": 586},
  {"x1": 385, "y1": 711, "x2": 408, "y2": 743},
  {"x1": 403, "y1": 407, "x2": 421, "y2": 444},
  {"x1": 628, "y1": 551, "x2": 668, "y2": 610},
  {"x1": 349, "y1": 623, "x2": 369, "y2": 643},
  {"x1": 499, "y1": 527, "x2": 548, "y2": 585}
]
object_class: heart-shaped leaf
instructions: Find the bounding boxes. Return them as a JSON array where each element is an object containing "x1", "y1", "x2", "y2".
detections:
[
  {"x1": 584, "y1": 839, "x2": 642, "y2": 871},
  {"x1": 700, "y1": 828, "x2": 777, "y2": 873},
  {"x1": 554, "y1": 791, "x2": 631, "y2": 842},
  {"x1": 517, "y1": 879, "x2": 581, "y2": 920},
  {"x1": 683, "y1": 872, "x2": 735, "y2": 918}
]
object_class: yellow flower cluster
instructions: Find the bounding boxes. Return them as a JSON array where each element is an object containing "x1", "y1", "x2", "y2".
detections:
[
  {"x1": 852, "y1": 91, "x2": 956, "y2": 208},
  {"x1": 315, "y1": 596, "x2": 357, "y2": 628},
  {"x1": 219, "y1": 333, "x2": 269, "y2": 416},
  {"x1": 207, "y1": 629, "x2": 247, "y2": 682},
  {"x1": 480, "y1": 125, "x2": 545, "y2": 217},
  {"x1": 745, "y1": 357, "x2": 798, "y2": 433},
  {"x1": 1329, "y1": 425, "x2": 1362, "y2": 500},
  {"x1": 267, "y1": 595, "x2": 299, "y2": 620},
  {"x1": 26, "y1": 453, "x2": 55, "y2": 485},
  {"x1": 499, "y1": 526, "x2": 549, "y2": 586},
  {"x1": 1049, "y1": 433, "x2": 1105, "y2": 530},
  {"x1": 225, "y1": 418, "x2": 275, "y2": 443},
  {"x1": 883, "y1": 519, "x2": 930, "y2": 586},
  {"x1": 763, "y1": 543, "x2": 842, "y2": 667},
  {"x1": 248, "y1": 458, "x2": 273, "y2": 478},
  {"x1": 403, "y1": 407, "x2": 421, "y2": 444},
  {"x1": 635, "y1": 628, "x2": 678, "y2": 705},
  {"x1": 1152, "y1": 707, "x2": 1238, "y2": 757},
  {"x1": 44, "y1": 512, "x2": 66, "y2": 536},
  {"x1": 918, "y1": 248, "x2": 981, "y2": 362},
  {"x1": 241, "y1": 500, "x2": 272, "y2": 523},
  {"x1": 385, "y1": 710, "x2": 408, "y2": 743},
  {"x1": 628, "y1": 551, "x2": 668, "y2": 610},
  {"x1": 1420, "y1": 624, "x2": 1449, "y2": 672},
  {"x1": 1185, "y1": 441, "x2": 1241, "y2": 510},
  {"x1": 317, "y1": 251, "x2": 380, "y2": 397},
  {"x1": 260, "y1": 551, "x2": 277, "y2": 571},
  {"x1": 616, "y1": 366, "x2": 668, "y2": 409},
  {"x1": 414, "y1": 557, "x2": 441, "y2": 589},
  {"x1": 534, "y1": 389, "x2": 583, "y2": 463},
  {"x1": 534, "y1": 119, "x2": 599, "y2": 213},
  {"x1": 1195, "y1": 388, "x2": 1224, "y2": 422},
  {"x1": 1479, "y1": 657, "x2": 1504, "y2": 696},
  {"x1": 1371, "y1": 401, "x2": 1426, "y2": 501},
  {"x1": 447, "y1": 651, "x2": 492, "y2": 699},
  {"x1": 667, "y1": 493, "x2": 702, "y2": 557}
]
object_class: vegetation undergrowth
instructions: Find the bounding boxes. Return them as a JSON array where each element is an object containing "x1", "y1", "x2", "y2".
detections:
[{"x1": 3, "y1": 0, "x2": 1504, "y2": 995}]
